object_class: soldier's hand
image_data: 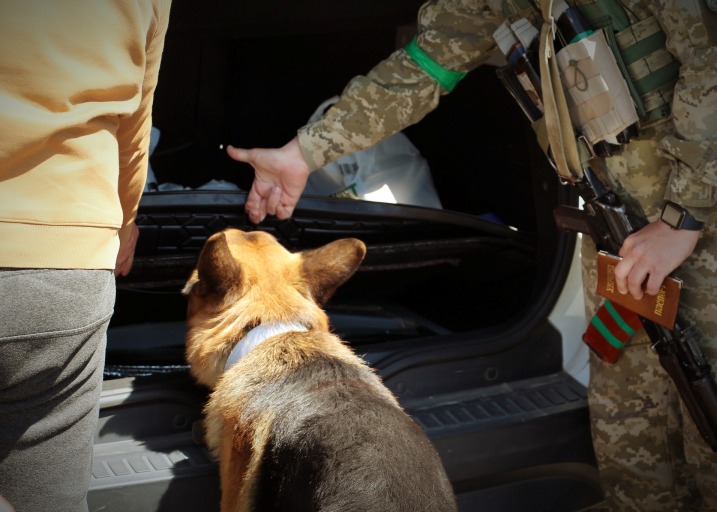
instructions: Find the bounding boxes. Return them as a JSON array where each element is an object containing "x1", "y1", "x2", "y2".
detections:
[
  {"x1": 226, "y1": 137, "x2": 310, "y2": 224},
  {"x1": 614, "y1": 219, "x2": 700, "y2": 300}
]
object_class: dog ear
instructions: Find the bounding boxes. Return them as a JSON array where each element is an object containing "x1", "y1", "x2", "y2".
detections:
[
  {"x1": 302, "y1": 238, "x2": 366, "y2": 305},
  {"x1": 192, "y1": 231, "x2": 240, "y2": 296}
]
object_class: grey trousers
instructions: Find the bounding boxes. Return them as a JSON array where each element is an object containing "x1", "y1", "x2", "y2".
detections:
[{"x1": 0, "y1": 269, "x2": 115, "y2": 512}]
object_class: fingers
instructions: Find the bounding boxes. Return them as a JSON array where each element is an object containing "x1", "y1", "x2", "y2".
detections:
[
  {"x1": 613, "y1": 220, "x2": 700, "y2": 300},
  {"x1": 114, "y1": 249, "x2": 131, "y2": 277},
  {"x1": 228, "y1": 145, "x2": 272, "y2": 223},
  {"x1": 613, "y1": 257, "x2": 647, "y2": 300},
  {"x1": 226, "y1": 142, "x2": 304, "y2": 223},
  {"x1": 265, "y1": 186, "x2": 282, "y2": 217},
  {"x1": 276, "y1": 203, "x2": 295, "y2": 220},
  {"x1": 114, "y1": 252, "x2": 135, "y2": 277},
  {"x1": 226, "y1": 145, "x2": 249, "y2": 163},
  {"x1": 246, "y1": 189, "x2": 297, "y2": 223},
  {"x1": 115, "y1": 223, "x2": 139, "y2": 277},
  {"x1": 246, "y1": 187, "x2": 266, "y2": 224},
  {"x1": 614, "y1": 255, "x2": 668, "y2": 300},
  {"x1": 644, "y1": 272, "x2": 667, "y2": 297},
  {"x1": 626, "y1": 264, "x2": 647, "y2": 300},
  {"x1": 616, "y1": 233, "x2": 647, "y2": 299},
  {"x1": 613, "y1": 258, "x2": 635, "y2": 297},
  {"x1": 246, "y1": 207, "x2": 264, "y2": 225}
]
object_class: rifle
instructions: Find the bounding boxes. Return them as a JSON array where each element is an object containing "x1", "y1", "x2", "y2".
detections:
[
  {"x1": 492, "y1": 0, "x2": 717, "y2": 449},
  {"x1": 553, "y1": 157, "x2": 717, "y2": 452}
]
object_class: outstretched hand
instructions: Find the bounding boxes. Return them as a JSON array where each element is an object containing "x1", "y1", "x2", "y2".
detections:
[
  {"x1": 226, "y1": 137, "x2": 311, "y2": 224},
  {"x1": 614, "y1": 219, "x2": 700, "y2": 300}
]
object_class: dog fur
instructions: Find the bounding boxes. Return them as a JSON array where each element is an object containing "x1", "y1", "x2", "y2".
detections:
[{"x1": 183, "y1": 228, "x2": 457, "y2": 512}]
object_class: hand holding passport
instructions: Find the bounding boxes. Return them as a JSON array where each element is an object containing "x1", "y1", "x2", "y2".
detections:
[{"x1": 596, "y1": 251, "x2": 682, "y2": 329}]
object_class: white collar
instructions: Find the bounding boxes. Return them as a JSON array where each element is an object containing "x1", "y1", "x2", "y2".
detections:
[{"x1": 224, "y1": 322, "x2": 309, "y2": 372}]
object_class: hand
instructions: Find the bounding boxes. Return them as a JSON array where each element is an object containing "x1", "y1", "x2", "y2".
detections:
[
  {"x1": 614, "y1": 219, "x2": 700, "y2": 300},
  {"x1": 226, "y1": 137, "x2": 311, "y2": 224},
  {"x1": 115, "y1": 222, "x2": 139, "y2": 277}
]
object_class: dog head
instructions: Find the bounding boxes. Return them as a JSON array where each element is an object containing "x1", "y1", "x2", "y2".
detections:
[{"x1": 182, "y1": 228, "x2": 366, "y2": 387}]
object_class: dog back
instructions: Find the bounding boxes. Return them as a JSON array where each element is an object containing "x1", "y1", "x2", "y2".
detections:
[{"x1": 184, "y1": 229, "x2": 457, "y2": 512}]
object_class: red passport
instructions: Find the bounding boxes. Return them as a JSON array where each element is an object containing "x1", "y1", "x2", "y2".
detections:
[{"x1": 596, "y1": 251, "x2": 682, "y2": 330}]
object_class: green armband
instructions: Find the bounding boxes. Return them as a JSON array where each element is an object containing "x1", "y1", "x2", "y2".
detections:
[{"x1": 404, "y1": 36, "x2": 467, "y2": 93}]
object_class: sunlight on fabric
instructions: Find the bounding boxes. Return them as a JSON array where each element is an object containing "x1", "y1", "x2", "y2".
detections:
[{"x1": 363, "y1": 184, "x2": 397, "y2": 204}]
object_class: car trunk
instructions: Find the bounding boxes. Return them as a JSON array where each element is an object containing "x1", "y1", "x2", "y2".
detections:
[{"x1": 91, "y1": 1, "x2": 603, "y2": 510}]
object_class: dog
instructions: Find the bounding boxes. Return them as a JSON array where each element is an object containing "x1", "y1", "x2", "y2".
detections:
[{"x1": 183, "y1": 228, "x2": 457, "y2": 512}]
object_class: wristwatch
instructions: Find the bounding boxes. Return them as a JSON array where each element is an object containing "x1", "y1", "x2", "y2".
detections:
[{"x1": 660, "y1": 201, "x2": 704, "y2": 230}]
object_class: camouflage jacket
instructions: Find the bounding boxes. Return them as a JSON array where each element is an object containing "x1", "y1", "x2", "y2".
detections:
[{"x1": 297, "y1": 0, "x2": 717, "y2": 221}]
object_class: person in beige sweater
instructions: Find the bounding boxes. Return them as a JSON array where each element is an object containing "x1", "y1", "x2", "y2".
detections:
[{"x1": 0, "y1": 1, "x2": 171, "y2": 510}]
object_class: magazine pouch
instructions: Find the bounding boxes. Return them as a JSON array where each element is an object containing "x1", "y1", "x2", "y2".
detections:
[
  {"x1": 575, "y1": 0, "x2": 680, "y2": 124},
  {"x1": 555, "y1": 29, "x2": 639, "y2": 147}
]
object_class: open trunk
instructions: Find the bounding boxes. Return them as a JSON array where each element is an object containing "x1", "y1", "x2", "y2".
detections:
[{"x1": 91, "y1": 1, "x2": 603, "y2": 510}]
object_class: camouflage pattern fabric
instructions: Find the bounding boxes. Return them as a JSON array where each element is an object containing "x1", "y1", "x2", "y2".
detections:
[
  {"x1": 297, "y1": 0, "x2": 504, "y2": 171},
  {"x1": 554, "y1": 3, "x2": 717, "y2": 508},
  {"x1": 584, "y1": 3, "x2": 717, "y2": 507},
  {"x1": 584, "y1": 125, "x2": 717, "y2": 511},
  {"x1": 297, "y1": 0, "x2": 717, "y2": 509}
]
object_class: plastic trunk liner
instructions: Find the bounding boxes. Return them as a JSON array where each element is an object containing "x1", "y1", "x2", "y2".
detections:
[{"x1": 90, "y1": 371, "x2": 595, "y2": 512}]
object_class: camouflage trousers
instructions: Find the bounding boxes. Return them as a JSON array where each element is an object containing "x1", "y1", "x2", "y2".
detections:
[{"x1": 581, "y1": 127, "x2": 717, "y2": 511}]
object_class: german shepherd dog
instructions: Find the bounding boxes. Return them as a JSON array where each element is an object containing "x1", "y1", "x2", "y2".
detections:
[{"x1": 183, "y1": 228, "x2": 457, "y2": 512}]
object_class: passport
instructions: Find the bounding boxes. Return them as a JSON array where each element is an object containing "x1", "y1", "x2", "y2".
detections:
[{"x1": 596, "y1": 251, "x2": 682, "y2": 330}]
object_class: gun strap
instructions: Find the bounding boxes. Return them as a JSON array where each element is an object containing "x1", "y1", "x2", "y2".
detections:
[{"x1": 538, "y1": 0, "x2": 584, "y2": 182}]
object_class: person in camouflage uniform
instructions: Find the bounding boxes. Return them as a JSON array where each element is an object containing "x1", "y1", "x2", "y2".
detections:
[{"x1": 227, "y1": 1, "x2": 717, "y2": 509}]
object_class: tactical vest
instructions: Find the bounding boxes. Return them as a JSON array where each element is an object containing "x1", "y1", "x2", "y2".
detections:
[{"x1": 499, "y1": 0, "x2": 679, "y2": 126}]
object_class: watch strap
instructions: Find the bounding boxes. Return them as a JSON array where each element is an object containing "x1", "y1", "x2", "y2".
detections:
[{"x1": 662, "y1": 201, "x2": 704, "y2": 230}]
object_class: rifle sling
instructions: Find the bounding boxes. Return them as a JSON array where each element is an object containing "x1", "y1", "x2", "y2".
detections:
[{"x1": 538, "y1": 0, "x2": 584, "y2": 182}]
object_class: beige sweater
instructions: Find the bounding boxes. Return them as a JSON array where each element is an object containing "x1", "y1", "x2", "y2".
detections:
[{"x1": 0, "y1": 0, "x2": 171, "y2": 269}]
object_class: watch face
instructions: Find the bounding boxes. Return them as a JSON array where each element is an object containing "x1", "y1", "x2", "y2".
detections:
[{"x1": 662, "y1": 203, "x2": 684, "y2": 228}]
